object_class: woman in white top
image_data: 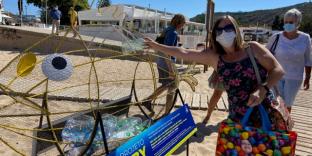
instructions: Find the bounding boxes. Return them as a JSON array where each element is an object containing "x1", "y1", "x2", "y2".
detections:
[{"x1": 266, "y1": 8, "x2": 312, "y2": 113}]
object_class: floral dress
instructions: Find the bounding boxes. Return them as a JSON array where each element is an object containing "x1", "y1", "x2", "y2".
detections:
[{"x1": 217, "y1": 53, "x2": 287, "y2": 131}]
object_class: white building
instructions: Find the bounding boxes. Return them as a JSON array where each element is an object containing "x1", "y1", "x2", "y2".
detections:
[{"x1": 78, "y1": 4, "x2": 206, "y2": 48}]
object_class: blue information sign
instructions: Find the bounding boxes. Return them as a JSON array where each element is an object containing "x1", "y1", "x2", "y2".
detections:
[{"x1": 109, "y1": 104, "x2": 197, "y2": 156}]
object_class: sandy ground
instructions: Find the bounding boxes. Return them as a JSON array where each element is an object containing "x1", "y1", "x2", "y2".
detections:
[{"x1": 0, "y1": 50, "x2": 228, "y2": 156}]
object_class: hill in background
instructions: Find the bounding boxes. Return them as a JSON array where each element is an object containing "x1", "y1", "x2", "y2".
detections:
[{"x1": 190, "y1": 2, "x2": 312, "y2": 35}]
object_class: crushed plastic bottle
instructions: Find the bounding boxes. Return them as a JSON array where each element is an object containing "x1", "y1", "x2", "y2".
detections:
[
  {"x1": 111, "y1": 117, "x2": 143, "y2": 139},
  {"x1": 94, "y1": 114, "x2": 117, "y2": 143},
  {"x1": 63, "y1": 114, "x2": 149, "y2": 156},
  {"x1": 116, "y1": 117, "x2": 142, "y2": 130},
  {"x1": 62, "y1": 115, "x2": 94, "y2": 144},
  {"x1": 122, "y1": 38, "x2": 145, "y2": 53}
]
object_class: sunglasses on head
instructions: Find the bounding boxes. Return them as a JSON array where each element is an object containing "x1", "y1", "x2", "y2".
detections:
[{"x1": 216, "y1": 24, "x2": 235, "y2": 36}]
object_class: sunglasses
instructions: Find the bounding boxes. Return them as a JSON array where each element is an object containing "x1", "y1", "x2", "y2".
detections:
[{"x1": 216, "y1": 24, "x2": 235, "y2": 36}]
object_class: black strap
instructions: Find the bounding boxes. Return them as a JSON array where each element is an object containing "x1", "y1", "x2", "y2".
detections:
[{"x1": 270, "y1": 34, "x2": 280, "y2": 55}]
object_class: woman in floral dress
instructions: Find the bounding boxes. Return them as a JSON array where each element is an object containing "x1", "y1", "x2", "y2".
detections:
[{"x1": 144, "y1": 15, "x2": 287, "y2": 130}]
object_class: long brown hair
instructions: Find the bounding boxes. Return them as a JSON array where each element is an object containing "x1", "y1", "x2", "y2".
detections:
[
  {"x1": 210, "y1": 15, "x2": 244, "y2": 55},
  {"x1": 170, "y1": 14, "x2": 186, "y2": 28}
]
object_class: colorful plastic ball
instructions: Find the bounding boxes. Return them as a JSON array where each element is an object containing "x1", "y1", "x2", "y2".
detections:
[
  {"x1": 229, "y1": 138, "x2": 235, "y2": 143},
  {"x1": 227, "y1": 142, "x2": 234, "y2": 149},
  {"x1": 220, "y1": 138, "x2": 228, "y2": 145},
  {"x1": 223, "y1": 127, "x2": 231, "y2": 134},
  {"x1": 279, "y1": 139, "x2": 285, "y2": 146},
  {"x1": 258, "y1": 144, "x2": 266, "y2": 152},
  {"x1": 249, "y1": 137, "x2": 256, "y2": 145},
  {"x1": 272, "y1": 140, "x2": 279, "y2": 149},
  {"x1": 241, "y1": 132, "x2": 249, "y2": 140},
  {"x1": 235, "y1": 146, "x2": 241, "y2": 152},
  {"x1": 248, "y1": 131, "x2": 255, "y2": 137},
  {"x1": 217, "y1": 145, "x2": 226, "y2": 153},
  {"x1": 238, "y1": 151, "x2": 245, "y2": 156},
  {"x1": 229, "y1": 129, "x2": 237, "y2": 137},
  {"x1": 227, "y1": 118, "x2": 233, "y2": 124},
  {"x1": 266, "y1": 149, "x2": 274, "y2": 156},
  {"x1": 225, "y1": 149, "x2": 231, "y2": 156},
  {"x1": 235, "y1": 124, "x2": 242, "y2": 129},
  {"x1": 235, "y1": 139, "x2": 241, "y2": 146},
  {"x1": 282, "y1": 134, "x2": 289, "y2": 141},
  {"x1": 281, "y1": 146, "x2": 291, "y2": 155},
  {"x1": 255, "y1": 154, "x2": 262, "y2": 156},
  {"x1": 244, "y1": 127, "x2": 252, "y2": 131},
  {"x1": 262, "y1": 137, "x2": 269, "y2": 142},
  {"x1": 268, "y1": 132, "x2": 275, "y2": 137},
  {"x1": 223, "y1": 145, "x2": 228, "y2": 150},
  {"x1": 270, "y1": 136, "x2": 277, "y2": 141},
  {"x1": 252, "y1": 147, "x2": 260, "y2": 154},
  {"x1": 231, "y1": 150, "x2": 238, "y2": 156},
  {"x1": 273, "y1": 149, "x2": 282, "y2": 156}
]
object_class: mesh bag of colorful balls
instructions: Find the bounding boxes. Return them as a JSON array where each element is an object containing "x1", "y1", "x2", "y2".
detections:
[{"x1": 215, "y1": 105, "x2": 297, "y2": 156}]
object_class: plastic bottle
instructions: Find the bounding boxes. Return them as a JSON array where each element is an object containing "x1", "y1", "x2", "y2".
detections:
[{"x1": 62, "y1": 115, "x2": 94, "y2": 144}]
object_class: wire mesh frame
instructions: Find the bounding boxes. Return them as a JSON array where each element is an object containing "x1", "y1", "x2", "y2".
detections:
[
  {"x1": 32, "y1": 79, "x2": 140, "y2": 156},
  {"x1": 0, "y1": 9, "x2": 198, "y2": 155}
]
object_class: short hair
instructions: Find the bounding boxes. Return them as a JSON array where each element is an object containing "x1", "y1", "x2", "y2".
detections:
[
  {"x1": 210, "y1": 15, "x2": 244, "y2": 55},
  {"x1": 170, "y1": 14, "x2": 186, "y2": 28},
  {"x1": 284, "y1": 8, "x2": 302, "y2": 25}
]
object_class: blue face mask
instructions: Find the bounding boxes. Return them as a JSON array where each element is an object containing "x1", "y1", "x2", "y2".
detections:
[{"x1": 283, "y1": 23, "x2": 296, "y2": 32}]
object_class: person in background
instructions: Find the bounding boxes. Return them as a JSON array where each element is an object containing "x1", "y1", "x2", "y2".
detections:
[
  {"x1": 143, "y1": 14, "x2": 186, "y2": 116},
  {"x1": 50, "y1": 6, "x2": 62, "y2": 35},
  {"x1": 68, "y1": 7, "x2": 78, "y2": 37},
  {"x1": 145, "y1": 15, "x2": 287, "y2": 130},
  {"x1": 266, "y1": 8, "x2": 311, "y2": 113}
]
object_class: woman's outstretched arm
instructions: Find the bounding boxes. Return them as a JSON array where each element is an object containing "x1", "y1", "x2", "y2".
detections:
[{"x1": 144, "y1": 38, "x2": 219, "y2": 69}]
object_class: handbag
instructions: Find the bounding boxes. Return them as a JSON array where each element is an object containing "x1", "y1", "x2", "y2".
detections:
[
  {"x1": 208, "y1": 71, "x2": 225, "y2": 91},
  {"x1": 246, "y1": 46, "x2": 294, "y2": 131},
  {"x1": 216, "y1": 105, "x2": 297, "y2": 156}
]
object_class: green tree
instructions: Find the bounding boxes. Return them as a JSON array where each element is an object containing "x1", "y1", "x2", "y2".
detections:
[
  {"x1": 27, "y1": 0, "x2": 89, "y2": 25},
  {"x1": 97, "y1": 0, "x2": 111, "y2": 8},
  {"x1": 272, "y1": 15, "x2": 283, "y2": 30},
  {"x1": 300, "y1": 15, "x2": 312, "y2": 36}
]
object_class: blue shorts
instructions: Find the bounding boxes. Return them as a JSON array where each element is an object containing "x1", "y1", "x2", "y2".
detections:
[{"x1": 277, "y1": 78, "x2": 302, "y2": 107}]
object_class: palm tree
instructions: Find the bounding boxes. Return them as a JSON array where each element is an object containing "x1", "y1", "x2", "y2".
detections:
[{"x1": 97, "y1": 0, "x2": 111, "y2": 8}]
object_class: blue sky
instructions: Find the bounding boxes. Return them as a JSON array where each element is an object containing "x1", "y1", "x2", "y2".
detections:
[{"x1": 2, "y1": 0, "x2": 309, "y2": 17}]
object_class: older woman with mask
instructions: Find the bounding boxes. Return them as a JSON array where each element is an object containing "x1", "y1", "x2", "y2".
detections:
[
  {"x1": 266, "y1": 8, "x2": 312, "y2": 113},
  {"x1": 145, "y1": 15, "x2": 286, "y2": 130}
]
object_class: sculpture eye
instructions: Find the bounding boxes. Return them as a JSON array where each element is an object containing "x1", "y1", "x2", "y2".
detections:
[{"x1": 42, "y1": 54, "x2": 73, "y2": 81}]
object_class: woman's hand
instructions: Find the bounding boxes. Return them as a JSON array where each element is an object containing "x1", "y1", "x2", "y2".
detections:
[
  {"x1": 247, "y1": 86, "x2": 267, "y2": 107},
  {"x1": 144, "y1": 37, "x2": 158, "y2": 49}
]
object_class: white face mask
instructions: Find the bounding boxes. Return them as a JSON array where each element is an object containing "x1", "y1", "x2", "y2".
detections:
[{"x1": 216, "y1": 31, "x2": 236, "y2": 48}]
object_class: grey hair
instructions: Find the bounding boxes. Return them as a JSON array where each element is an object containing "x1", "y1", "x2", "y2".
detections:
[{"x1": 284, "y1": 8, "x2": 302, "y2": 25}]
